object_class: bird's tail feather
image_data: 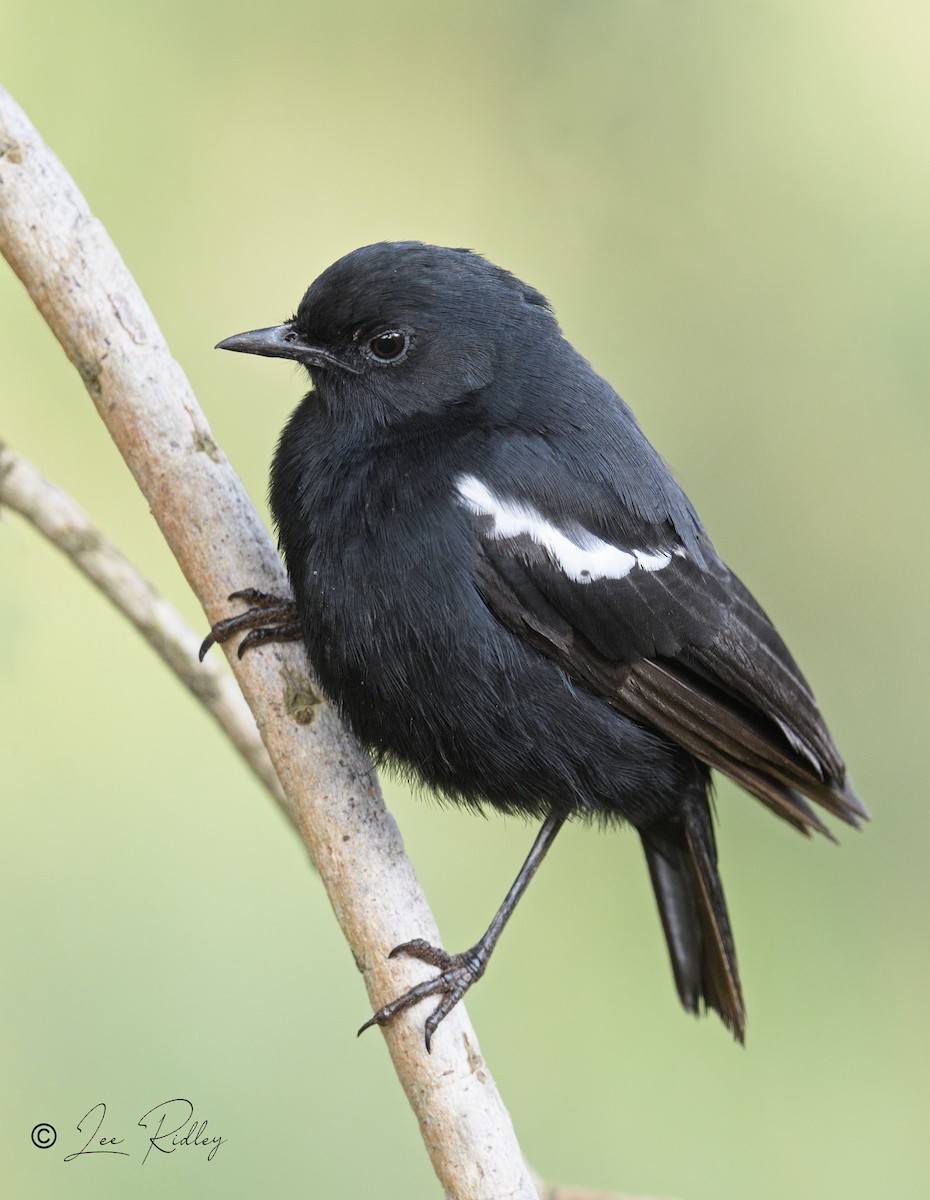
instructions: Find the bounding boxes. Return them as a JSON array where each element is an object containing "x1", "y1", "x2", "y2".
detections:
[{"x1": 640, "y1": 800, "x2": 745, "y2": 1042}]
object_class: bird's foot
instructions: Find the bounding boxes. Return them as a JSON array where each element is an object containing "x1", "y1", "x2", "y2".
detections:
[
  {"x1": 358, "y1": 937, "x2": 490, "y2": 1052},
  {"x1": 199, "y1": 589, "x2": 301, "y2": 660}
]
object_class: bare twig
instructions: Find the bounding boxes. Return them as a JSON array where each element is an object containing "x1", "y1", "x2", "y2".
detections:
[
  {"x1": 0, "y1": 439, "x2": 287, "y2": 808},
  {"x1": 0, "y1": 87, "x2": 537, "y2": 1199}
]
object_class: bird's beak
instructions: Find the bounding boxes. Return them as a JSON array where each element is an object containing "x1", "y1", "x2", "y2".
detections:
[{"x1": 216, "y1": 323, "x2": 357, "y2": 373}]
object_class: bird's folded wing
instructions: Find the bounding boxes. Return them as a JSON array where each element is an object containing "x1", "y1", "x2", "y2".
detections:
[{"x1": 471, "y1": 524, "x2": 867, "y2": 835}]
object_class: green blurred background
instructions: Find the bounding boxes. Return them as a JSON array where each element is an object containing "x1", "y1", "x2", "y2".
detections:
[{"x1": 2, "y1": 2, "x2": 927, "y2": 1197}]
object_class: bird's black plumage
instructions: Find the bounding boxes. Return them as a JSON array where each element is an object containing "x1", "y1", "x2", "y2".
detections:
[{"x1": 208, "y1": 241, "x2": 866, "y2": 1047}]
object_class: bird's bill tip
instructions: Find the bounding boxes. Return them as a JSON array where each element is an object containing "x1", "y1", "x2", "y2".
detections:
[{"x1": 215, "y1": 324, "x2": 298, "y2": 359}]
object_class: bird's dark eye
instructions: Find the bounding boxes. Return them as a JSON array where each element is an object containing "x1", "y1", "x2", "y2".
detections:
[{"x1": 368, "y1": 330, "x2": 408, "y2": 362}]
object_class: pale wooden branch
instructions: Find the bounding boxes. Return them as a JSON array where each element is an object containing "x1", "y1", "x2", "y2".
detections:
[
  {"x1": 0, "y1": 86, "x2": 536, "y2": 1200},
  {"x1": 0, "y1": 439, "x2": 288, "y2": 808}
]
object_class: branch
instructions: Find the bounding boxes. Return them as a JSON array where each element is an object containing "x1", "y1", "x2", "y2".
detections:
[
  {"x1": 0, "y1": 87, "x2": 536, "y2": 1199},
  {"x1": 0, "y1": 439, "x2": 288, "y2": 809}
]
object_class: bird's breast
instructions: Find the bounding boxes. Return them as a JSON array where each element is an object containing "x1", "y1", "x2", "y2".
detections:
[{"x1": 280, "y1": 457, "x2": 487, "y2": 711}]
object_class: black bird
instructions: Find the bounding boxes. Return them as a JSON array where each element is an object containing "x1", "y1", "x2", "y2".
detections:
[{"x1": 203, "y1": 241, "x2": 866, "y2": 1049}]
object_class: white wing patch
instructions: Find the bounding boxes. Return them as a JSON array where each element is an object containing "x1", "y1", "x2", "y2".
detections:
[{"x1": 457, "y1": 475, "x2": 678, "y2": 584}]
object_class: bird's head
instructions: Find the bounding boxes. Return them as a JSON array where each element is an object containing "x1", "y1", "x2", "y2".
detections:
[{"x1": 217, "y1": 241, "x2": 558, "y2": 425}]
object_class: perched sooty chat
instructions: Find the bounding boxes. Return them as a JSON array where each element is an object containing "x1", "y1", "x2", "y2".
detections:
[{"x1": 203, "y1": 242, "x2": 867, "y2": 1050}]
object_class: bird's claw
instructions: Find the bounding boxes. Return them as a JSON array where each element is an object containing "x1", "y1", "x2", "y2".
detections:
[
  {"x1": 358, "y1": 939, "x2": 488, "y2": 1052},
  {"x1": 199, "y1": 589, "x2": 301, "y2": 660}
]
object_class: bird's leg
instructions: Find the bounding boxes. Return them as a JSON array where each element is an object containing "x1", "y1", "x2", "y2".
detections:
[
  {"x1": 359, "y1": 809, "x2": 566, "y2": 1051},
  {"x1": 199, "y1": 589, "x2": 301, "y2": 660}
]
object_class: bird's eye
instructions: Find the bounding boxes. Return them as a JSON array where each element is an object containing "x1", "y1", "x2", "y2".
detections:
[{"x1": 368, "y1": 331, "x2": 408, "y2": 362}]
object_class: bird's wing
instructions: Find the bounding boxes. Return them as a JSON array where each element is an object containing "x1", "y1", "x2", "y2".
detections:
[{"x1": 458, "y1": 472, "x2": 866, "y2": 834}]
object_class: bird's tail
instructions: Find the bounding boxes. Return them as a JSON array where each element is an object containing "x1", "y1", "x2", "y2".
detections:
[{"x1": 639, "y1": 798, "x2": 745, "y2": 1042}]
